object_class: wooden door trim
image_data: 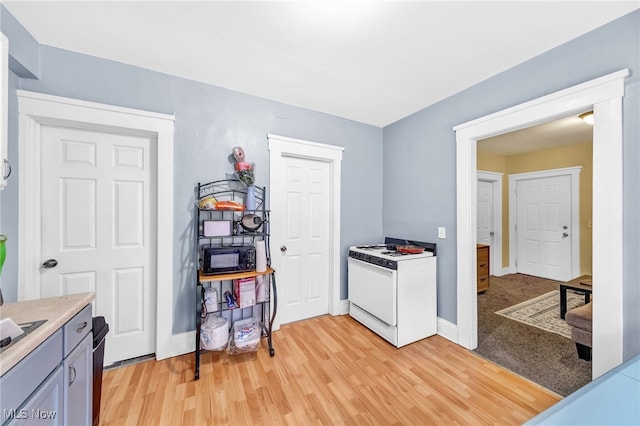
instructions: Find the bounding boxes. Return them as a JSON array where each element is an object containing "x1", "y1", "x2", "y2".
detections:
[
  {"x1": 268, "y1": 133, "x2": 344, "y2": 331},
  {"x1": 16, "y1": 90, "x2": 178, "y2": 361},
  {"x1": 509, "y1": 167, "x2": 581, "y2": 280}
]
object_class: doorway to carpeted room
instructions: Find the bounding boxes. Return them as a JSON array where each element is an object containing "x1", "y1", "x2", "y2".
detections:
[{"x1": 474, "y1": 273, "x2": 591, "y2": 396}]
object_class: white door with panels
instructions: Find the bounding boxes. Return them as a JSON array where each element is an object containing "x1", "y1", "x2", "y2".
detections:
[
  {"x1": 40, "y1": 125, "x2": 156, "y2": 365},
  {"x1": 516, "y1": 175, "x2": 572, "y2": 281},
  {"x1": 278, "y1": 156, "x2": 331, "y2": 324},
  {"x1": 477, "y1": 179, "x2": 494, "y2": 246}
]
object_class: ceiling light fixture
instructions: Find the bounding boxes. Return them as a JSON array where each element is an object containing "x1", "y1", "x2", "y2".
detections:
[{"x1": 579, "y1": 111, "x2": 594, "y2": 125}]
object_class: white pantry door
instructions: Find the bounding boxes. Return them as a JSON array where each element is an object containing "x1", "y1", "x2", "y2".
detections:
[
  {"x1": 477, "y1": 180, "x2": 494, "y2": 246},
  {"x1": 40, "y1": 125, "x2": 156, "y2": 365},
  {"x1": 279, "y1": 156, "x2": 330, "y2": 324},
  {"x1": 516, "y1": 175, "x2": 571, "y2": 281}
]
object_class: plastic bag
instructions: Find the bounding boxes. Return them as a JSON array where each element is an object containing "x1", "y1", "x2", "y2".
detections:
[
  {"x1": 226, "y1": 317, "x2": 261, "y2": 354},
  {"x1": 200, "y1": 315, "x2": 228, "y2": 351}
]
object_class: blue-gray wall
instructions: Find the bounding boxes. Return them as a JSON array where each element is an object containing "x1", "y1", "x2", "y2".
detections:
[
  {"x1": 0, "y1": 5, "x2": 383, "y2": 333},
  {"x1": 382, "y1": 10, "x2": 639, "y2": 359},
  {"x1": 1, "y1": 6, "x2": 638, "y2": 359}
]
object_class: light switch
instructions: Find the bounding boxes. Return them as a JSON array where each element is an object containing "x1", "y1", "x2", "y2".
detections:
[{"x1": 438, "y1": 227, "x2": 446, "y2": 239}]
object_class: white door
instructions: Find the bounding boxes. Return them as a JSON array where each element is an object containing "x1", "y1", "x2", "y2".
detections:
[
  {"x1": 516, "y1": 175, "x2": 571, "y2": 281},
  {"x1": 477, "y1": 180, "x2": 493, "y2": 246},
  {"x1": 279, "y1": 156, "x2": 331, "y2": 324},
  {"x1": 40, "y1": 125, "x2": 156, "y2": 365}
]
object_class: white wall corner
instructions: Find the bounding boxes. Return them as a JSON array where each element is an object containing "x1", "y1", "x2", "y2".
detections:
[
  {"x1": 437, "y1": 317, "x2": 458, "y2": 343},
  {"x1": 335, "y1": 299, "x2": 350, "y2": 316}
]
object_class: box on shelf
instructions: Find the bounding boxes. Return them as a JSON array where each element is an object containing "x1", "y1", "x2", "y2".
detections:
[{"x1": 234, "y1": 277, "x2": 256, "y2": 308}]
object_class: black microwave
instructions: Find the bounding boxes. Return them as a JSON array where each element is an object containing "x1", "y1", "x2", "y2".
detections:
[{"x1": 202, "y1": 245, "x2": 256, "y2": 275}]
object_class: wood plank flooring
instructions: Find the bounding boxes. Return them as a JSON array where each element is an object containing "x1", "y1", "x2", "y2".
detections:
[{"x1": 100, "y1": 315, "x2": 560, "y2": 425}]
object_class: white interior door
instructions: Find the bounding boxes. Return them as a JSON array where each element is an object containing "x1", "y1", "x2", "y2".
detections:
[
  {"x1": 278, "y1": 156, "x2": 330, "y2": 324},
  {"x1": 40, "y1": 125, "x2": 156, "y2": 365},
  {"x1": 477, "y1": 180, "x2": 493, "y2": 246},
  {"x1": 516, "y1": 175, "x2": 571, "y2": 281}
]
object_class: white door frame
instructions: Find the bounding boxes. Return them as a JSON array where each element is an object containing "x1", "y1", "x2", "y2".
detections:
[
  {"x1": 477, "y1": 171, "x2": 503, "y2": 276},
  {"x1": 268, "y1": 133, "x2": 344, "y2": 331},
  {"x1": 455, "y1": 69, "x2": 628, "y2": 379},
  {"x1": 16, "y1": 90, "x2": 178, "y2": 360},
  {"x1": 509, "y1": 167, "x2": 581, "y2": 279}
]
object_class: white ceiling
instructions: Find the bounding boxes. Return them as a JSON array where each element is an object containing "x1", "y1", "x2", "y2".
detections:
[
  {"x1": 3, "y1": 1, "x2": 639, "y2": 128},
  {"x1": 479, "y1": 113, "x2": 594, "y2": 156}
]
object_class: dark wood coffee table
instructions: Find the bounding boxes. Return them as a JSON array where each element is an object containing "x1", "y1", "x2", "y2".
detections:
[{"x1": 559, "y1": 279, "x2": 592, "y2": 319}]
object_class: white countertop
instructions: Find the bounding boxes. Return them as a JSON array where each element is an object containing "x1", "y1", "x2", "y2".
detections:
[
  {"x1": 0, "y1": 292, "x2": 95, "y2": 377},
  {"x1": 525, "y1": 354, "x2": 640, "y2": 425}
]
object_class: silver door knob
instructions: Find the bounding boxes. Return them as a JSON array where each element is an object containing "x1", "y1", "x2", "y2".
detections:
[
  {"x1": 280, "y1": 245, "x2": 287, "y2": 253},
  {"x1": 562, "y1": 233, "x2": 569, "y2": 238},
  {"x1": 42, "y1": 259, "x2": 58, "y2": 268},
  {"x1": 489, "y1": 231, "x2": 495, "y2": 236}
]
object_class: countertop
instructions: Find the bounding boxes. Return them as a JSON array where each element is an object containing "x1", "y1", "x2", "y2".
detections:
[
  {"x1": 0, "y1": 292, "x2": 95, "y2": 377},
  {"x1": 525, "y1": 354, "x2": 640, "y2": 425}
]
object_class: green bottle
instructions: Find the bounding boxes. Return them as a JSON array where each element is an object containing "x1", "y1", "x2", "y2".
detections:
[
  {"x1": 0, "y1": 234, "x2": 5, "y2": 305},
  {"x1": 0, "y1": 234, "x2": 5, "y2": 277}
]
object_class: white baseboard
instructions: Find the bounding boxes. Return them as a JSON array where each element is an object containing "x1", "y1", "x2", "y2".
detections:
[
  {"x1": 493, "y1": 267, "x2": 512, "y2": 277},
  {"x1": 437, "y1": 316, "x2": 459, "y2": 344},
  {"x1": 335, "y1": 299, "x2": 350, "y2": 315},
  {"x1": 157, "y1": 300, "x2": 351, "y2": 361}
]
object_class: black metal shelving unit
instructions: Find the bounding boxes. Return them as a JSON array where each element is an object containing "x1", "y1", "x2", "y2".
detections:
[{"x1": 194, "y1": 179, "x2": 277, "y2": 380}]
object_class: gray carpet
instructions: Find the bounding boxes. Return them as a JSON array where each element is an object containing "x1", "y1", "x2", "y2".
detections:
[{"x1": 473, "y1": 273, "x2": 592, "y2": 396}]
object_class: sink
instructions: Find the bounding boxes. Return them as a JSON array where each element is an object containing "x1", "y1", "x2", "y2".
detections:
[{"x1": 0, "y1": 319, "x2": 47, "y2": 353}]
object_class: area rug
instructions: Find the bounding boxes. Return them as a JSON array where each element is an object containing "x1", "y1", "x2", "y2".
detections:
[{"x1": 495, "y1": 290, "x2": 586, "y2": 339}]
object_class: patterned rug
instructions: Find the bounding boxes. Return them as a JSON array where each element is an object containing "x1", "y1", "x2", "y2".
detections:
[{"x1": 495, "y1": 290, "x2": 586, "y2": 339}]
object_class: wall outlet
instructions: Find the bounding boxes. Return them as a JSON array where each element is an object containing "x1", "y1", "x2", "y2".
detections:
[{"x1": 437, "y1": 227, "x2": 446, "y2": 239}]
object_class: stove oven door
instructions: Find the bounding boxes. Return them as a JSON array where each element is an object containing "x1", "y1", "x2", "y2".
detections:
[{"x1": 348, "y1": 258, "x2": 397, "y2": 326}]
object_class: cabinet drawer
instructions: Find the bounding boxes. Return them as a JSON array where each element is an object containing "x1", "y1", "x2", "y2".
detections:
[
  {"x1": 63, "y1": 304, "x2": 92, "y2": 357},
  {"x1": 477, "y1": 262, "x2": 489, "y2": 277},
  {"x1": 477, "y1": 276, "x2": 490, "y2": 292},
  {"x1": 477, "y1": 248, "x2": 489, "y2": 262}
]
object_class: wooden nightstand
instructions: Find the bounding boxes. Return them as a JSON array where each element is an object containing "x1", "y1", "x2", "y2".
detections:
[{"x1": 477, "y1": 244, "x2": 490, "y2": 292}]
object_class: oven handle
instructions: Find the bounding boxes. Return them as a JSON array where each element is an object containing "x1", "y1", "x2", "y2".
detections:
[{"x1": 348, "y1": 257, "x2": 396, "y2": 273}]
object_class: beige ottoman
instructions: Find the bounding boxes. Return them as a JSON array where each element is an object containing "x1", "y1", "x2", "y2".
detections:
[{"x1": 565, "y1": 301, "x2": 592, "y2": 361}]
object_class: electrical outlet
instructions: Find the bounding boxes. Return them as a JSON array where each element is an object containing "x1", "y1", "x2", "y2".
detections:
[{"x1": 438, "y1": 227, "x2": 446, "y2": 239}]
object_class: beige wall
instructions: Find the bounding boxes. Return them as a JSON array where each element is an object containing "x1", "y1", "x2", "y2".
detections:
[{"x1": 477, "y1": 141, "x2": 592, "y2": 275}]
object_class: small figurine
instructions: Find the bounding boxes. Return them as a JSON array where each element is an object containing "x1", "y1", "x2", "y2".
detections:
[
  {"x1": 232, "y1": 146, "x2": 254, "y2": 187},
  {"x1": 232, "y1": 146, "x2": 256, "y2": 210},
  {"x1": 232, "y1": 146, "x2": 245, "y2": 163}
]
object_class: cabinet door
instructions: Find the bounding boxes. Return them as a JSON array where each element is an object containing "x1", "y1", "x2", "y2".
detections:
[
  {"x1": 63, "y1": 333, "x2": 92, "y2": 426},
  {"x1": 8, "y1": 366, "x2": 64, "y2": 426}
]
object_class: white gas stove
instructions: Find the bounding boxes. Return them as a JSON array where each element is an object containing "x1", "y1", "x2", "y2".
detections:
[{"x1": 348, "y1": 239, "x2": 437, "y2": 347}]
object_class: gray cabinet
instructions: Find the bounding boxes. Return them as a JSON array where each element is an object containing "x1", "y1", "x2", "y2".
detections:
[
  {"x1": 0, "y1": 305, "x2": 92, "y2": 426},
  {"x1": 12, "y1": 366, "x2": 64, "y2": 426},
  {"x1": 63, "y1": 333, "x2": 92, "y2": 426}
]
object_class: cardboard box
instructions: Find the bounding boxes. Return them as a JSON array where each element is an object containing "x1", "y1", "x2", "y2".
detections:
[{"x1": 235, "y1": 277, "x2": 256, "y2": 308}]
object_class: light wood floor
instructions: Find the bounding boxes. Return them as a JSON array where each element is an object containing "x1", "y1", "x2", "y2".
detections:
[{"x1": 100, "y1": 315, "x2": 560, "y2": 425}]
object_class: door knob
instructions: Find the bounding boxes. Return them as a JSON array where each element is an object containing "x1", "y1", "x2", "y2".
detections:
[
  {"x1": 42, "y1": 259, "x2": 58, "y2": 269},
  {"x1": 489, "y1": 231, "x2": 495, "y2": 236},
  {"x1": 280, "y1": 245, "x2": 287, "y2": 253},
  {"x1": 562, "y1": 225, "x2": 568, "y2": 230},
  {"x1": 562, "y1": 233, "x2": 569, "y2": 238}
]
